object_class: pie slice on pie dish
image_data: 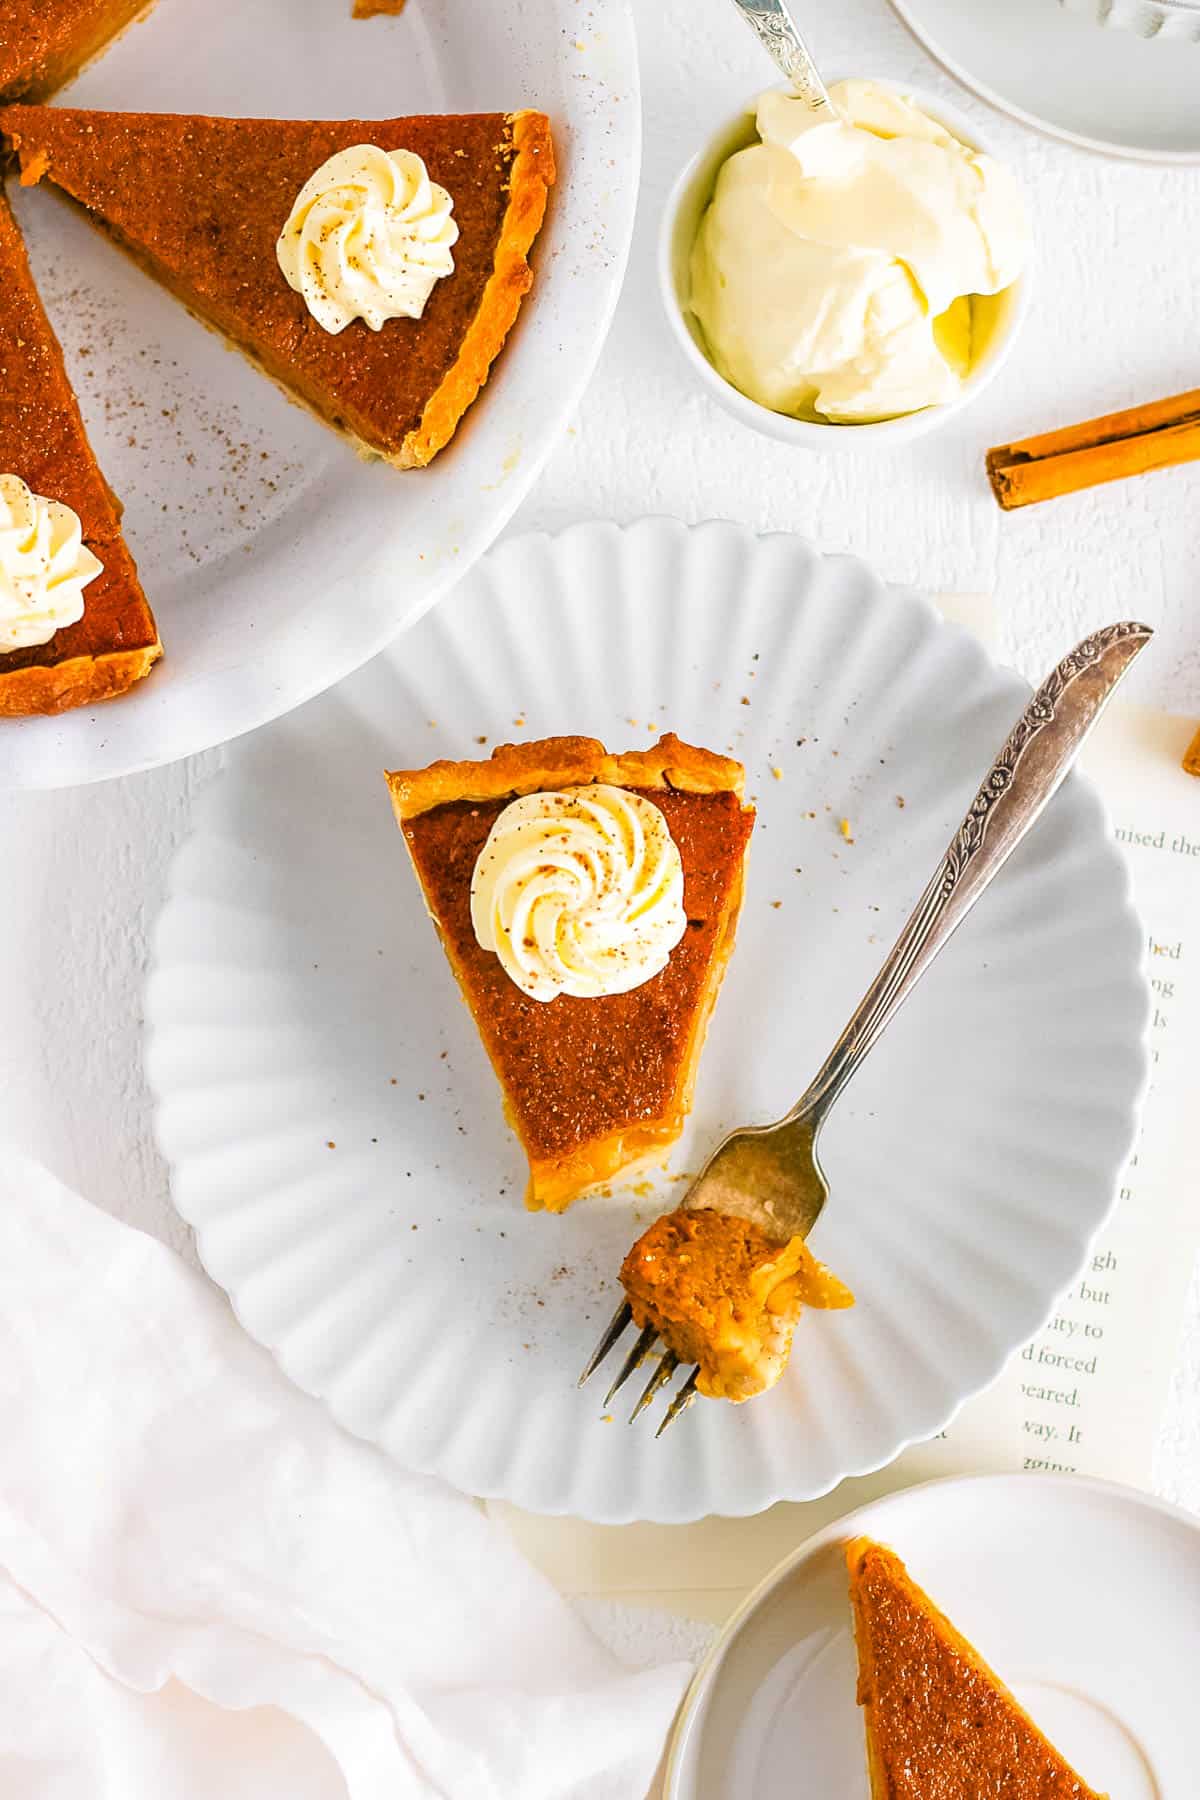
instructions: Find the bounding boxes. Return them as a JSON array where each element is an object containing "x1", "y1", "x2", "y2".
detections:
[
  {"x1": 846, "y1": 1537, "x2": 1108, "y2": 1799},
  {"x1": 3, "y1": 105, "x2": 555, "y2": 468},
  {"x1": 386, "y1": 735, "x2": 755, "y2": 1212},
  {"x1": 0, "y1": 0, "x2": 157, "y2": 104},
  {"x1": 0, "y1": 188, "x2": 160, "y2": 716}
]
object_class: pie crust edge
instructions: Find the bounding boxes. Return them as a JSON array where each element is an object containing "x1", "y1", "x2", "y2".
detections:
[
  {"x1": 0, "y1": 639, "x2": 162, "y2": 717},
  {"x1": 397, "y1": 108, "x2": 556, "y2": 469},
  {"x1": 385, "y1": 731, "x2": 747, "y2": 818},
  {"x1": 386, "y1": 732, "x2": 752, "y2": 1210}
]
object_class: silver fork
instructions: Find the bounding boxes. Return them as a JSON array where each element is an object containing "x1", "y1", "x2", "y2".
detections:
[{"x1": 579, "y1": 622, "x2": 1152, "y2": 1435}]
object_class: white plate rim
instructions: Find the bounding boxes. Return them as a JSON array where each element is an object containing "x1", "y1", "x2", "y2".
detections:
[
  {"x1": 888, "y1": 0, "x2": 1200, "y2": 164},
  {"x1": 144, "y1": 516, "x2": 1152, "y2": 1524},
  {"x1": 663, "y1": 1469, "x2": 1200, "y2": 1797},
  {"x1": 1, "y1": 3, "x2": 642, "y2": 791}
]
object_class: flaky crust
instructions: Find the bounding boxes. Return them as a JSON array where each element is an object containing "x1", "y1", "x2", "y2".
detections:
[
  {"x1": 397, "y1": 109, "x2": 555, "y2": 469},
  {"x1": 386, "y1": 732, "x2": 746, "y2": 821},
  {"x1": 0, "y1": 641, "x2": 162, "y2": 716}
]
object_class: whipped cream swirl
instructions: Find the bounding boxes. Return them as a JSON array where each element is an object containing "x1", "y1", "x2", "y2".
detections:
[
  {"x1": 470, "y1": 786, "x2": 688, "y2": 1002},
  {"x1": 0, "y1": 473, "x2": 102, "y2": 653},
  {"x1": 276, "y1": 144, "x2": 459, "y2": 334}
]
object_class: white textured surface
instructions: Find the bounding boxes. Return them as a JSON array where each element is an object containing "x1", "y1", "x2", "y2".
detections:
[
  {"x1": 521, "y1": 5, "x2": 1200, "y2": 712},
  {"x1": 0, "y1": 0, "x2": 1196, "y2": 1527}
]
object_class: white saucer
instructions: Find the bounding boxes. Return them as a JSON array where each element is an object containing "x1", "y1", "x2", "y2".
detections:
[
  {"x1": 665, "y1": 1473, "x2": 1194, "y2": 1797},
  {"x1": 889, "y1": 0, "x2": 1200, "y2": 162}
]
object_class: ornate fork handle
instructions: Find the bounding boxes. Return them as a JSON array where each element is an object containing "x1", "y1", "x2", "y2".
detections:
[
  {"x1": 789, "y1": 621, "x2": 1153, "y2": 1127},
  {"x1": 727, "y1": 0, "x2": 835, "y2": 117}
]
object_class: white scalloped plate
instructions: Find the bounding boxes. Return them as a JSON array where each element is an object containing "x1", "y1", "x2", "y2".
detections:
[
  {"x1": 1, "y1": 0, "x2": 639, "y2": 788},
  {"x1": 145, "y1": 519, "x2": 1149, "y2": 1523}
]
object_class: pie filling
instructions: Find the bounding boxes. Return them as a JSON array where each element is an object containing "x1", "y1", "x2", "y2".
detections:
[
  {"x1": 846, "y1": 1538, "x2": 1107, "y2": 1799},
  {"x1": 0, "y1": 0, "x2": 154, "y2": 105},
  {"x1": 0, "y1": 188, "x2": 159, "y2": 714},
  {"x1": 401, "y1": 784, "x2": 752, "y2": 1206},
  {"x1": 621, "y1": 1207, "x2": 853, "y2": 1401}
]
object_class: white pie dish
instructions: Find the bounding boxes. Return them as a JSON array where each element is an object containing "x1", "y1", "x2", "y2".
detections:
[
  {"x1": 0, "y1": 0, "x2": 640, "y2": 789},
  {"x1": 658, "y1": 81, "x2": 1031, "y2": 450},
  {"x1": 144, "y1": 517, "x2": 1148, "y2": 1524}
]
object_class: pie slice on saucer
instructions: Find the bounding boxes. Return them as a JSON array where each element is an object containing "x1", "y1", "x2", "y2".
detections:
[
  {"x1": 0, "y1": 0, "x2": 156, "y2": 104},
  {"x1": 0, "y1": 188, "x2": 160, "y2": 716},
  {"x1": 846, "y1": 1537, "x2": 1108, "y2": 1798},
  {"x1": 3, "y1": 105, "x2": 555, "y2": 468},
  {"x1": 386, "y1": 735, "x2": 755, "y2": 1212}
]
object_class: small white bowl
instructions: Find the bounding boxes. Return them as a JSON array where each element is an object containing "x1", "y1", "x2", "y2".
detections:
[{"x1": 658, "y1": 79, "x2": 1032, "y2": 450}]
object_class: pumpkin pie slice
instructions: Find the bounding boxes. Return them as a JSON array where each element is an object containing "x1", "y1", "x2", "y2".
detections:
[
  {"x1": 0, "y1": 188, "x2": 159, "y2": 716},
  {"x1": 0, "y1": 0, "x2": 157, "y2": 104},
  {"x1": 846, "y1": 1537, "x2": 1108, "y2": 1799},
  {"x1": 620, "y1": 1207, "x2": 852, "y2": 1401},
  {"x1": 386, "y1": 735, "x2": 755, "y2": 1212},
  {"x1": 3, "y1": 104, "x2": 555, "y2": 469}
]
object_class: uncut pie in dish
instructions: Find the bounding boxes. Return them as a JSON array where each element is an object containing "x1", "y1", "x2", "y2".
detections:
[
  {"x1": 386, "y1": 734, "x2": 755, "y2": 1212},
  {"x1": 4, "y1": 104, "x2": 555, "y2": 468}
]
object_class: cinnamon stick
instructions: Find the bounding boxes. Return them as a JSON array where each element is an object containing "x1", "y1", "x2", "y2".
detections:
[
  {"x1": 1184, "y1": 725, "x2": 1200, "y2": 779},
  {"x1": 987, "y1": 388, "x2": 1200, "y2": 510}
]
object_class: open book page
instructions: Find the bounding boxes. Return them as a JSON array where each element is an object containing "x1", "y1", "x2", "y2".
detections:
[
  {"x1": 490, "y1": 605, "x2": 1200, "y2": 1626},
  {"x1": 902, "y1": 701, "x2": 1200, "y2": 1492}
]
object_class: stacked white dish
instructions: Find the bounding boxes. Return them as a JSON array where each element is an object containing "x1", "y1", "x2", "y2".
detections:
[{"x1": 1060, "y1": 0, "x2": 1200, "y2": 39}]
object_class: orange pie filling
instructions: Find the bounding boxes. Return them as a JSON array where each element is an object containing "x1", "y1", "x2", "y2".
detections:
[
  {"x1": 620, "y1": 1207, "x2": 853, "y2": 1401},
  {"x1": 388, "y1": 736, "x2": 755, "y2": 1212},
  {"x1": 846, "y1": 1537, "x2": 1108, "y2": 1799}
]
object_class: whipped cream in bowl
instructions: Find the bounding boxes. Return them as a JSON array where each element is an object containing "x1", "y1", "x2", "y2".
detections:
[{"x1": 660, "y1": 79, "x2": 1031, "y2": 447}]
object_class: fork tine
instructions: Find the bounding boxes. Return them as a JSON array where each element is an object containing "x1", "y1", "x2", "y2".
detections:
[
  {"x1": 577, "y1": 1299, "x2": 633, "y2": 1387},
  {"x1": 655, "y1": 1367, "x2": 700, "y2": 1438},
  {"x1": 628, "y1": 1351, "x2": 678, "y2": 1423},
  {"x1": 603, "y1": 1322, "x2": 659, "y2": 1406}
]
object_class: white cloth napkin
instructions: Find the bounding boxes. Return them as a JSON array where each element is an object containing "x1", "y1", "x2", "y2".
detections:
[{"x1": 0, "y1": 1151, "x2": 690, "y2": 1799}]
